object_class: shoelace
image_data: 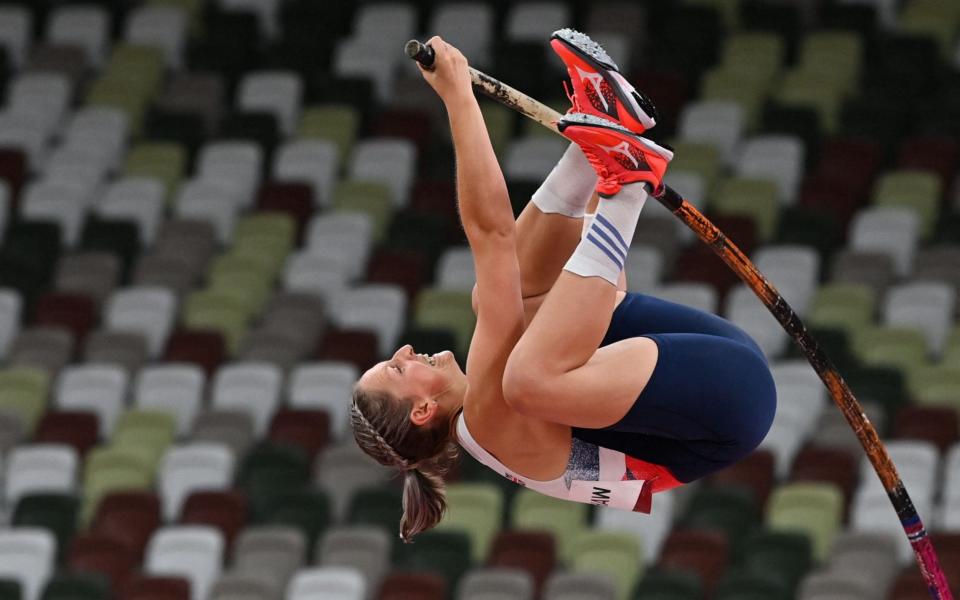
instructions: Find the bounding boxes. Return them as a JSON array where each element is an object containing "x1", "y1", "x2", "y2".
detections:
[{"x1": 562, "y1": 79, "x2": 582, "y2": 113}]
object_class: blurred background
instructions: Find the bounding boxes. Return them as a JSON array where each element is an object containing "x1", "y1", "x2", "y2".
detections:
[{"x1": 0, "y1": 0, "x2": 958, "y2": 599}]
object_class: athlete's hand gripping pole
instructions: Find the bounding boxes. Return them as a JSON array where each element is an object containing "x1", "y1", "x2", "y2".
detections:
[{"x1": 405, "y1": 39, "x2": 954, "y2": 600}]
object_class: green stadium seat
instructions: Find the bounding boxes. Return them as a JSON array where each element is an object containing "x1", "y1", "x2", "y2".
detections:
[
  {"x1": 682, "y1": 486, "x2": 759, "y2": 553},
  {"x1": 899, "y1": 0, "x2": 960, "y2": 56},
  {"x1": 765, "y1": 482, "x2": 843, "y2": 561},
  {"x1": 238, "y1": 443, "x2": 311, "y2": 520},
  {"x1": 332, "y1": 180, "x2": 394, "y2": 242},
  {"x1": 207, "y1": 269, "x2": 272, "y2": 321},
  {"x1": 414, "y1": 288, "x2": 476, "y2": 357},
  {"x1": 872, "y1": 170, "x2": 942, "y2": 240},
  {"x1": 721, "y1": 32, "x2": 784, "y2": 86},
  {"x1": 123, "y1": 143, "x2": 187, "y2": 200},
  {"x1": 106, "y1": 44, "x2": 165, "y2": 97},
  {"x1": 0, "y1": 581, "x2": 20, "y2": 600},
  {"x1": 0, "y1": 367, "x2": 50, "y2": 433},
  {"x1": 86, "y1": 77, "x2": 151, "y2": 135},
  {"x1": 799, "y1": 32, "x2": 863, "y2": 93},
  {"x1": 774, "y1": 206, "x2": 840, "y2": 260},
  {"x1": 739, "y1": 530, "x2": 812, "y2": 593},
  {"x1": 183, "y1": 290, "x2": 250, "y2": 354},
  {"x1": 700, "y1": 67, "x2": 768, "y2": 129},
  {"x1": 908, "y1": 365, "x2": 960, "y2": 412},
  {"x1": 571, "y1": 530, "x2": 644, "y2": 600},
  {"x1": 299, "y1": 104, "x2": 359, "y2": 158},
  {"x1": 844, "y1": 365, "x2": 907, "y2": 425},
  {"x1": 396, "y1": 531, "x2": 473, "y2": 590},
  {"x1": 13, "y1": 493, "x2": 80, "y2": 557},
  {"x1": 83, "y1": 446, "x2": 155, "y2": 522},
  {"x1": 774, "y1": 69, "x2": 844, "y2": 133},
  {"x1": 853, "y1": 326, "x2": 930, "y2": 373},
  {"x1": 632, "y1": 568, "x2": 703, "y2": 600},
  {"x1": 111, "y1": 410, "x2": 176, "y2": 465},
  {"x1": 511, "y1": 489, "x2": 589, "y2": 564},
  {"x1": 808, "y1": 283, "x2": 876, "y2": 337},
  {"x1": 712, "y1": 178, "x2": 779, "y2": 241},
  {"x1": 40, "y1": 572, "x2": 110, "y2": 600},
  {"x1": 435, "y1": 483, "x2": 503, "y2": 562},
  {"x1": 714, "y1": 570, "x2": 790, "y2": 600},
  {"x1": 480, "y1": 101, "x2": 517, "y2": 157},
  {"x1": 347, "y1": 487, "x2": 403, "y2": 535},
  {"x1": 260, "y1": 490, "x2": 331, "y2": 557},
  {"x1": 667, "y1": 142, "x2": 722, "y2": 191}
]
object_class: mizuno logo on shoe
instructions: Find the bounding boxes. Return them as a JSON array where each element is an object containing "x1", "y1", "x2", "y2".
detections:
[
  {"x1": 575, "y1": 66, "x2": 608, "y2": 111},
  {"x1": 599, "y1": 141, "x2": 639, "y2": 167}
]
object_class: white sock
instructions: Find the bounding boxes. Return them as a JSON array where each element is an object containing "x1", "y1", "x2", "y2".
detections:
[
  {"x1": 531, "y1": 143, "x2": 597, "y2": 218},
  {"x1": 564, "y1": 183, "x2": 648, "y2": 285}
]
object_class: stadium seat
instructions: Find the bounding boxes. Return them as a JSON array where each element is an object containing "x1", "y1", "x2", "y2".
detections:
[
  {"x1": 0, "y1": 528, "x2": 55, "y2": 600},
  {"x1": 632, "y1": 568, "x2": 702, "y2": 600},
  {"x1": 12, "y1": 493, "x2": 78, "y2": 556},
  {"x1": 120, "y1": 576, "x2": 190, "y2": 600},
  {"x1": 134, "y1": 364, "x2": 205, "y2": 436},
  {"x1": 159, "y1": 443, "x2": 235, "y2": 519},
  {"x1": 145, "y1": 526, "x2": 223, "y2": 600},
  {"x1": 318, "y1": 526, "x2": 391, "y2": 593},
  {"x1": 457, "y1": 568, "x2": 534, "y2": 600},
  {"x1": 286, "y1": 567, "x2": 365, "y2": 600},
  {"x1": 33, "y1": 412, "x2": 98, "y2": 457},
  {"x1": 570, "y1": 530, "x2": 643, "y2": 600},
  {"x1": 179, "y1": 490, "x2": 247, "y2": 548},
  {"x1": 55, "y1": 365, "x2": 128, "y2": 437},
  {"x1": 68, "y1": 533, "x2": 136, "y2": 594},
  {"x1": 90, "y1": 491, "x2": 161, "y2": 558},
  {"x1": 5, "y1": 444, "x2": 78, "y2": 506},
  {"x1": 487, "y1": 531, "x2": 556, "y2": 597},
  {"x1": 377, "y1": 572, "x2": 446, "y2": 600},
  {"x1": 766, "y1": 482, "x2": 844, "y2": 561},
  {"x1": 542, "y1": 571, "x2": 617, "y2": 600},
  {"x1": 234, "y1": 525, "x2": 305, "y2": 589},
  {"x1": 657, "y1": 530, "x2": 729, "y2": 595}
]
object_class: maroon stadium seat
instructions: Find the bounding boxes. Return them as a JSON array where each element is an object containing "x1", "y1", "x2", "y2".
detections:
[
  {"x1": 164, "y1": 329, "x2": 226, "y2": 376},
  {"x1": 372, "y1": 109, "x2": 432, "y2": 155},
  {"x1": 33, "y1": 292, "x2": 98, "y2": 342},
  {"x1": 790, "y1": 445, "x2": 858, "y2": 518},
  {"x1": 707, "y1": 449, "x2": 775, "y2": 509},
  {"x1": 68, "y1": 533, "x2": 137, "y2": 593},
  {"x1": 377, "y1": 573, "x2": 446, "y2": 600},
  {"x1": 179, "y1": 490, "x2": 248, "y2": 549},
  {"x1": 672, "y1": 247, "x2": 741, "y2": 301},
  {"x1": 366, "y1": 249, "x2": 428, "y2": 300},
  {"x1": 34, "y1": 411, "x2": 99, "y2": 456},
  {"x1": 0, "y1": 148, "x2": 27, "y2": 202},
  {"x1": 487, "y1": 531, "x2": 556, "y2": 595},
  {"x1": 121, "y1": 576, "x2": 191, "y2": 600},
  {"x1": 894, "y1": 406, "x2": 960, "y2": 452},
  {"x1": 257, "y1": 184, "x2": 313, "y2": 242},
  {"x1": 898, "y1": 135, "x2": 959, "y2": 189},
  {"x1": 267, "y1": 408, "x2": 331, "y2": 460},
  {"x1": 658, "y1": 529, "x2": 729, "y2": 595},
  {"x1": 91, "y1": 492, "x2": 162, "y2": 559},
  {"x1": 317, "y1": 328, "x2": 379, "y2": 371},
  {"x1": 410, "y1": 180, "x2": 458, "y2": 223}
]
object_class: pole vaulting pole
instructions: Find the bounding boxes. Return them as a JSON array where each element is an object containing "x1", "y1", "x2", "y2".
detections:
[{"x1": 405, "y1": 39, "x2": 955, "y2": 600}]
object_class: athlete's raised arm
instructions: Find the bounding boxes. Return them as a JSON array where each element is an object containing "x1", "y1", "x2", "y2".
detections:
[{"x1": 417, "y1": 37, "x2": 524, "y2": 384}]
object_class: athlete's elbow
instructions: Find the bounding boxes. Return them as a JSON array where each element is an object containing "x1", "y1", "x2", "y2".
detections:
[{"x1": 502, "y1": 354, "x2": 546, "y2": 417}]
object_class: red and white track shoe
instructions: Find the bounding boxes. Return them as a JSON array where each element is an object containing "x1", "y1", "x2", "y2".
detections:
[
  {"x1": 558, "y1": 113, "x2": 673, "y2": 197},
  {"x1": 551, "y1": 28, "x2": 658, "y2": 135}
]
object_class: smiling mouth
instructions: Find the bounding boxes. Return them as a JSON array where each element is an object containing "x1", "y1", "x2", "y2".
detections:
[{"x1": 417, "y1": 353, "x2": 438, "y2": 366}]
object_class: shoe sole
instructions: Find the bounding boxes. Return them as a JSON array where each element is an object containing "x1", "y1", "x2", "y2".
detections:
[
  {"x1": 558, "y1": 113, "x2": 673, "y2": 159},
  {"x1": 551, "y1": 28, "x2": 659, "y2": 130}
]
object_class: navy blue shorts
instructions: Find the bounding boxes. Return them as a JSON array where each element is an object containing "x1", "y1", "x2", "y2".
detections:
[{"x1": 571, "y1": 292, "x2": 777, "y2": 483}]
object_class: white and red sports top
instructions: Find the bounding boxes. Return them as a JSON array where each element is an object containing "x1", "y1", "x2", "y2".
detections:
[{"x1": 456, "y1": 412, "x2": 682, "y2": 513}]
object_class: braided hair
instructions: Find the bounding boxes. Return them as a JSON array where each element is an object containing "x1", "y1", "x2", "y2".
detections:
[{"x1": 350, "y1": 386, "x2": 459, "y2": 543}]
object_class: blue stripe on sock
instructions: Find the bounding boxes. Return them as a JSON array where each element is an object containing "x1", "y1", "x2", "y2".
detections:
[
  {"x1": 594, "y1": 214, "x2": 629, "y2": 253},
  {"x1": 590, "y1": 225, "x2": 627, "y2": 263},
  {"x1": 587, "y1": 233, "x2": 624, "y2": 270}
]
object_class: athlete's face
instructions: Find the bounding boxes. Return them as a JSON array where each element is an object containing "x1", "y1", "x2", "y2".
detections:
[{"x1": 357, "y1": 345, "x2": 467, "y2": 425}]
